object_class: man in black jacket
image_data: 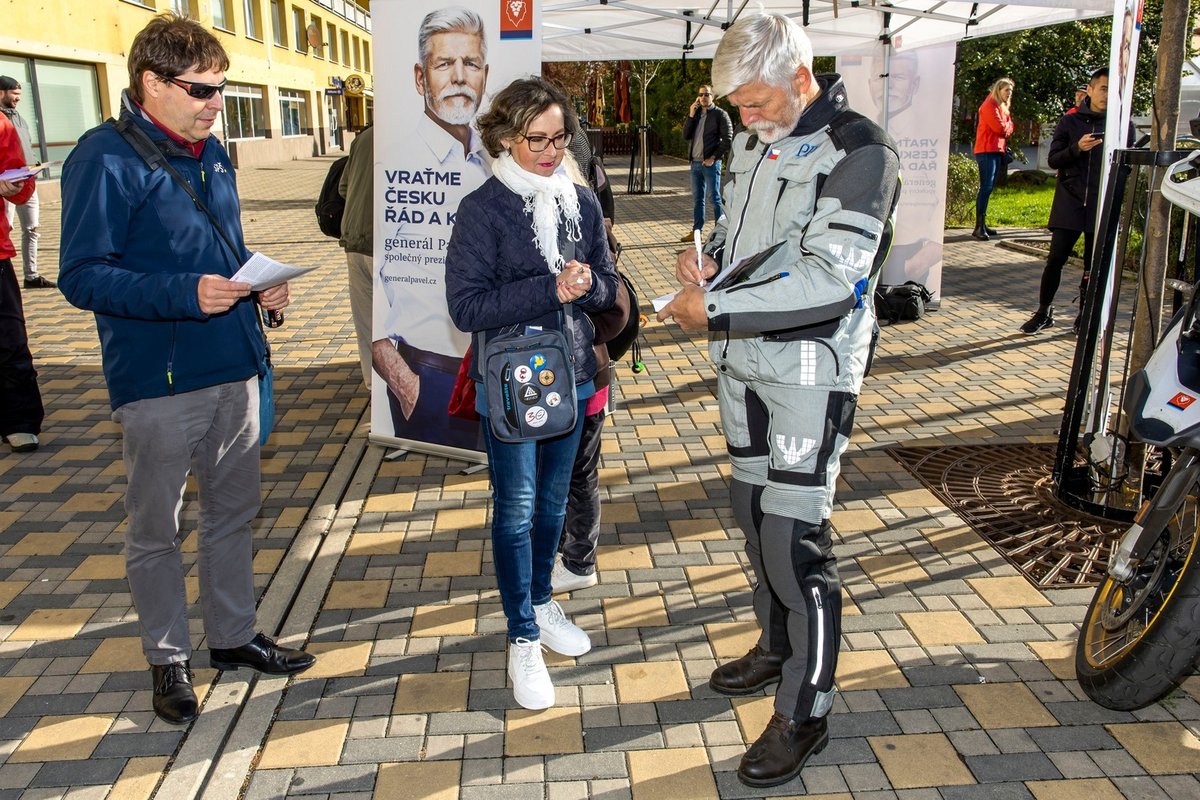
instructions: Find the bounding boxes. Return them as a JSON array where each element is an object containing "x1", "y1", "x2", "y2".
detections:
[
  {"x1": 1020, "y1": 67, "x2": 1109, "y2": 335},
  {"x1": 681, "y1": 84, "x2": 732, "y2": 240}
]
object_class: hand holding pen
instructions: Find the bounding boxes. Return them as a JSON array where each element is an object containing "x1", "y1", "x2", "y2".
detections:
[
  {"x1": 693, "y1": 230, "x2": 707, "y2": 288},
  {"x1": 675, "y1": 239, "x2": 717, "y2": 288}
]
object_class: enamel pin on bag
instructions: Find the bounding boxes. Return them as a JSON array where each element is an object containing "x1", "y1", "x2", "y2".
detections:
[{"x1": 481, "y1": 304, "x2": 577, "y2": 442}]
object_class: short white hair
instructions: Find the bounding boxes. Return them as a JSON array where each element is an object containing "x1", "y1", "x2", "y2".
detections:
[
  {"x1": 712, "y1": 12, "x2": 813, "y2": 97},
  {"x1": 418, "y1": 7, "x2": 487, "y2": 66}
]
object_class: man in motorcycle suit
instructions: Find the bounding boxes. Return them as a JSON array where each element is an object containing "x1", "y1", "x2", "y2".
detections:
[{"x1": 657, "y1": 11, "x2": 900, "y2": 789}]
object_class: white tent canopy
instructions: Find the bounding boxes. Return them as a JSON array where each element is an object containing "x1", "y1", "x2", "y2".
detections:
[{"x1": 542, "y1": 0, "x2": 1111, "y2": 60}]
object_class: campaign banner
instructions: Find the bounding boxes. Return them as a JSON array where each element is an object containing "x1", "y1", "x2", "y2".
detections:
[
  {"x1": 839, "y1": 42, "x2": 957, "y2": 302},
  {"x1": 370, "y1": 1, "x2": 541, "y2": 459}
]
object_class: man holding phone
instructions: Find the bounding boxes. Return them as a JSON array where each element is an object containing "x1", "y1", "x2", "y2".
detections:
[
  {"x1": 1019, "y1": 67, "x2": 1111, "y2": 335},
  {"x1": 681, "y1": 84, "x2": 732, "y2": 241}
]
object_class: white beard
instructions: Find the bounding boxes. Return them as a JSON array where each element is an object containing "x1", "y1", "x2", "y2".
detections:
[
  {"x1": 426, "y1": 85, "x2": 479, "y2": 126},
  {"x1": 749, "y1": 95, "x2": 807, "y2": 144}
]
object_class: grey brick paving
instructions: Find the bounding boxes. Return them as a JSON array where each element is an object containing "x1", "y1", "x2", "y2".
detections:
[{"x1": 0, "y1": 154, "x2": 1194, "y2": 799}]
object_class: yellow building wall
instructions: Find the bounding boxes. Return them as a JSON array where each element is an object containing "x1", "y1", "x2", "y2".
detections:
[{"x1": 0, "y1": 0, "x2": 373, "y2": 160}]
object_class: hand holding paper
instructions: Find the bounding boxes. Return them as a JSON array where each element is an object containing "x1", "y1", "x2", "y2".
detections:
[{"x1": 230, "y1": 252, "x2": 316, "y2": 291}]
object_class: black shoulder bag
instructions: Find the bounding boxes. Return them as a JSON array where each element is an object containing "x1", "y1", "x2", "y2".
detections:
[{"x1": 479, "y1": 240, "x2": 579, "y2": 442}]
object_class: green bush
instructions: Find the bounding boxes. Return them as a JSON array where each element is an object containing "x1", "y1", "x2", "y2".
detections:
[{"x1": 944, "y1": 152, "x2": 978, "y2": 226}]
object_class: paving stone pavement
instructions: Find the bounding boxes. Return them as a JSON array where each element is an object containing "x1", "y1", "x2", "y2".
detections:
[{"x1": 2, "y1": 153, "x2": 1199, "y2": 800}]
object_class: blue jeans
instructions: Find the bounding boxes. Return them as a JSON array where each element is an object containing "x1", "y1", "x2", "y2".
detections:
[
  {"x1": 975, "y1": 152, "x2": 1003, "y2": 220},
  {"x1": 482, "y1": 400, "x2": 587, "y2": 641},
  {"x1": 691, "y1": 159, "x2": 724, "y2": 229}
]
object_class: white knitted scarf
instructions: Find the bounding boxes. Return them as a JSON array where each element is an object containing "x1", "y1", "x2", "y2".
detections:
[{"x1": 491, "y1": 150, "x2": 582, "y2": 274}]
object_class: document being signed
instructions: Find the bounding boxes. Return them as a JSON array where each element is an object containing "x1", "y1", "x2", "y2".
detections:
[{"x1": 231, "y1": 252, "x2": 316, "y2": 291}]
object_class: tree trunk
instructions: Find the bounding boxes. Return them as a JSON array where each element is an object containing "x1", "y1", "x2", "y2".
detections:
[{"x1": 1129, "y1": 0, "x2": 1188, "y2": 378}]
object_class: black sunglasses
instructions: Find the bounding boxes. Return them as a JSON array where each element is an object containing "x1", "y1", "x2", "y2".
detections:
[
  {"x1": 159, "y1": 74, "x2": 227, "y2": 100},
  {"x1": 698, "y1": 91, "x2": 713, "y2": 97}
]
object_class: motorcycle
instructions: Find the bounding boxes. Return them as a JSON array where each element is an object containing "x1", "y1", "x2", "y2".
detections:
[{"x1": 1076, "y1": 150, "x2": 1200, "y2": 710}]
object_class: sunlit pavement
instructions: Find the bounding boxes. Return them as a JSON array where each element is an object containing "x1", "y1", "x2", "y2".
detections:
[{"x1": 1, "y1": 154, "x2": 1195, "y2": 800}]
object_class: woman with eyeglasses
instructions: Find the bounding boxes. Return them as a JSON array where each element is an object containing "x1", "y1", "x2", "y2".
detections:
[{"x1": 445, "y1": 76, "x2": 617, "y2": 710}]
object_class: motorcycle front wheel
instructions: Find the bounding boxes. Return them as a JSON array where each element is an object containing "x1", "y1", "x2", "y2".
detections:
[{"x1": 1076, "y1": 466, "x2": 1200, "y2": 711}]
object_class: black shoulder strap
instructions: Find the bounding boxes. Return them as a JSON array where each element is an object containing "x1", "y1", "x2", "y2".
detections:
[
  {"x1": 111, "y1": 116, "x2": 243, "y2": 265},
  {"x1": 111, "y1": 116, "x2": 270, "y2": 351}
]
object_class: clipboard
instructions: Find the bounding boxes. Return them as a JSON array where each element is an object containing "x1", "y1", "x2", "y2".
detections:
[{"x1": 708, "y1": 241, "x2": 787, "y2": 291}]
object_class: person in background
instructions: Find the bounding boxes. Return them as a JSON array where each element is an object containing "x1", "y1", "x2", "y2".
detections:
[
  {"x1": 0, "y1": 108, "x2": 42, "y2": 453},
  {"x1": 338, "y1": 124, "x2": 374, "y2": 389},
  {"x1": 445, "y1": 77, "x2": 617, "y2": 710},
  {"x1": 1019, "y1": 68, "x2": 1111, "y2": 335},
  {"x1": 680, "y1": 83, "x2": 733, "y2": 241},
  {"x1": 657, "y1": 11, "x2": 899, "y2": 789},
  {"x1": 58, "y1": 13, "x2": 314, "y2": 727},
  {"x1": 1066, "y1": 84, "x2": 1087, "y2": 114},
  {"x1": 972, "y1": 77, "x2": 1015, "y2": 241},
  {"x1": 0, "y1": 76, "x2": 51, "y2": 289}
]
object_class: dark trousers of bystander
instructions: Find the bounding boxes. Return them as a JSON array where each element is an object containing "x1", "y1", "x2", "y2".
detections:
[
  {"x1": 0, "y1": 258, "x2": 43, "y2": 438},
  {"x1": 561, "y1": 408, "x2": 606, "y2": 575},
  {"x1": 1038, "y1": 227, "x2": 1095, "y2": 310}
]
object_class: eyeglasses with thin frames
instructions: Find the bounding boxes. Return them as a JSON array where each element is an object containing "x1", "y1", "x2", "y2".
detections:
[
  {"x1": 521, "y1": 132, "x2": 572, "y2": 153},
  {"x1": 158, "y1": 74, "x2": 227, "y2": 100}
]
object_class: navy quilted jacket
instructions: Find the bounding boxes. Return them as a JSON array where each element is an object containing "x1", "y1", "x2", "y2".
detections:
[{"x1": 445, "y1": 177, "x2": 617, "y2": 384}]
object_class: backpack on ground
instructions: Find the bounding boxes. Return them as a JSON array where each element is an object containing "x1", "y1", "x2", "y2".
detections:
[
  {"x1": 315, "y1": 155, "x2": 349, "y2": 238},
  {"x1": 874, "y1": 281, "x2": 934, "y2": 325}
]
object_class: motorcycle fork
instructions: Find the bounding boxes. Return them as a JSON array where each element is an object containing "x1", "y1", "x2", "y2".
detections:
[{"x1": 1109, "y1": 447, "x2": 1200, "y2": 583}]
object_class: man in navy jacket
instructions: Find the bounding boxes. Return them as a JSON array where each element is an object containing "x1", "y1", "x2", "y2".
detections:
[{"x1": 58, "y1": 14, "x2": 313, "y2": 727}]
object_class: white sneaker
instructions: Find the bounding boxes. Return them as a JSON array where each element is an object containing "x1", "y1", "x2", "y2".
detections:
[
  {"x1": 508, "y1": 637, "x2": 554, "y2": 710},
  {"x1": 533, "y1": 599, "x2": 591, "y2": 657},
  {"x1": 4, "y1": 433, "x2": 38, "y2": 453},
  {"x1": 551, "y1": 556, "x2": 598, "y2": 593}
]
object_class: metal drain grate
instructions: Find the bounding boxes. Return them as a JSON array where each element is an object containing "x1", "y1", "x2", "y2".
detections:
[{"x1": 888, "y1": 444, "x2": 1127, "y2": 588}]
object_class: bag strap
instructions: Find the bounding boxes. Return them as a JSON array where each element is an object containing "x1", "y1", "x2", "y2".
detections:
[
  {"x1": 112, "y1": 117, "x2": 244, "y2": 265},
  {"x1": 111, "y1": 116, "x2": 272, "y2": 363}
]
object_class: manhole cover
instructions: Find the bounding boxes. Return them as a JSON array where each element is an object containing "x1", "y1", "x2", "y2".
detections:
[{"x1": 888, "y1": 444, "x2": 1127, "y2": 588}]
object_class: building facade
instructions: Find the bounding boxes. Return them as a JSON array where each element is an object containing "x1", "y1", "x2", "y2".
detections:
[{"x1": 0, "y1": 0, "x2": 373, "y2": 185}]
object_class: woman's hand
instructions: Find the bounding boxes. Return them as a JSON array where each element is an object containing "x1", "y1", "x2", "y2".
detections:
[{"x1": 556, "y1": 260, "x2": 592, "y2": 303}]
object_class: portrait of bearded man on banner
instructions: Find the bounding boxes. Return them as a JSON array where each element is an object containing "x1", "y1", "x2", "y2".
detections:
[{"x1": 373, "y1": 5, "x2": 491, "y2": 452}]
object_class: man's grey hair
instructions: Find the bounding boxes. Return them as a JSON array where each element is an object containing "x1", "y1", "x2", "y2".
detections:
[
  {"x1": 711, "y1": 12, "x2": 813, "y2": 97},
  {"x1": 418, "y1": 7, "x2": 487, "y2": 66}
]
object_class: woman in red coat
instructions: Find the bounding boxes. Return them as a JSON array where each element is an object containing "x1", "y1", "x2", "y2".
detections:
[
  {"x1": 0, "y1": 110, "x2": 40, "y2": 453},
  {"x1": 972, "y1": 78, "x2": 1015, "y2": 241}
]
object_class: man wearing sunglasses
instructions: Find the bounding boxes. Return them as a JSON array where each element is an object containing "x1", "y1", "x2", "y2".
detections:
[
  {"x1": 681, "y1": 84, "x2": 732, "y2": 242},
  {"x1": 58, "y1": 13, "x2": 314, "y2": 728}
]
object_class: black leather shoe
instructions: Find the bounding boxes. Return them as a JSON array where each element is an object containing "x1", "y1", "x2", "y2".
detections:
[
  {"x1": 970, "y1": 226, "x2": 990, "y2": 241},
  {"x1": 709, "y1": 645, "x2": 783, "y2": 696},
  {"x1": 23, "y1": 276, "x2": 55, "y2": 289},
  {"x1": 985, "y1": 225, "x2": 999, "y2": 236},
  {"x1": 209, "y1": 632, "x2": 315, "y2": 675},
  {"x1": 737, "y1": 713, "x2": 829, "y2": 788},
  {"x1": 151, "y1": 661, "x2": 198, "y2": 725}
]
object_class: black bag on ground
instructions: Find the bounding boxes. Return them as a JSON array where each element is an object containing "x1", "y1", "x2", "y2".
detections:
[
  {"x1": 315, "y1": 155, "x2": 349, "y2": 238},
  {"x1": 874, "y1": 281, "x2": 934, "y2": 325}
]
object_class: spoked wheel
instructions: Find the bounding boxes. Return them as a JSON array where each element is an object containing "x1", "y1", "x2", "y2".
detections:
[{"x1": 1076, "y1": 468, "x2": 1200, "y2": 710}]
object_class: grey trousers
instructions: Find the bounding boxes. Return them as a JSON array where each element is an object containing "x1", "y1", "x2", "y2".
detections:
[
  {"x1": 112, "y1": 377, "x2": 260, "y2": 664},
  {"x1": 345, "y1": 251, "x2": 373, "y2": 390},
  {"x1": 5, "y1": 189, "x2": 39, "y2": 281}
]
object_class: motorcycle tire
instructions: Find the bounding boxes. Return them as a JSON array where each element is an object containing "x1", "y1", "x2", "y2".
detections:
[{"x1": 1076, "y1": 469, "x2": 1200, "y2": 711}]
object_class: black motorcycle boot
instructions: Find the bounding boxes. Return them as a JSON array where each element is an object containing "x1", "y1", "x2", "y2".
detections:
[{"x1": 737, "y1": 712, "x2": 830, "y2": 787}]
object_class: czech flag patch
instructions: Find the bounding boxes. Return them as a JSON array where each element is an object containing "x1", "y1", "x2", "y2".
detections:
[
  {"x1": 1168, "y1": 391, "x2": 1196, "y2": 410},
  {"x1": 766, "y1": 148, "x2": 781, "y2": 160}
]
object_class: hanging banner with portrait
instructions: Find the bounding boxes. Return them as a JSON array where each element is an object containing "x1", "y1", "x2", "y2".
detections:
[
  {"x1": 370, "y1": 1, "x2": 541, "y2": 460},
  {"x1": 839, "y1": 42, "x2": 957, "y2": 302}
]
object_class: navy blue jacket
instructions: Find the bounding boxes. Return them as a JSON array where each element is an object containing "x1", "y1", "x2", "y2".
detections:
[
  {"x1": 445, "y1": 177, "x2": 617, "y2": 384},
  {"x1": 59, "y1": 103, "x2": 266, "y2": 411}
]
